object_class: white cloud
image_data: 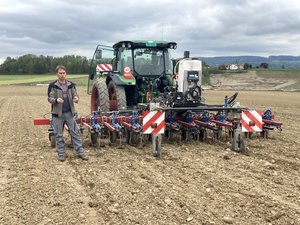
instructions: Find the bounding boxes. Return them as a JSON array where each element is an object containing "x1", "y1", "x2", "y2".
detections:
[{"x1": 1, "y1": 0, "x2": 300, "y2": 60}]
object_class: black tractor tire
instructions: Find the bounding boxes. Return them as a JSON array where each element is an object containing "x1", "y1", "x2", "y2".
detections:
[
  {"x1": 108, "y1": 81, "x2": 127, "y2": 111},
  {"x1": 91, "y1": 78, "x2": 110, "y2": 113}
]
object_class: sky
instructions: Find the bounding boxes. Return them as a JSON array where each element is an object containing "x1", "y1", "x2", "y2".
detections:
[{"x1": 1, "y1": 0, "x2": 300, "y2": 63}]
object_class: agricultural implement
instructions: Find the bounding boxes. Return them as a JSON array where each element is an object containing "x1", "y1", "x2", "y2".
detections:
[{"x1": 34, "y1": 40, "x2": 283, "y2": 157}]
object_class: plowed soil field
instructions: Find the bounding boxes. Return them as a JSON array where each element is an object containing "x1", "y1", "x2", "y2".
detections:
[{"x1": 0, "y1": 85, "x2": 299, "y2": 225}]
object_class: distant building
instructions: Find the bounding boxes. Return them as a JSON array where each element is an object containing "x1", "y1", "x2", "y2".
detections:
[{"x1": 226, "y1": 64, "x2": 244, "y2": 70}]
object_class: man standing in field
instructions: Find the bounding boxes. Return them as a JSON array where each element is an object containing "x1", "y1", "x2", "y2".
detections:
[{"x1": 48, "y1": 65, "x2": 88, "y2": 162}]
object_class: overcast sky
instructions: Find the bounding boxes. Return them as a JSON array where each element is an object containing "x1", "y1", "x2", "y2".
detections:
[{"x1": 1, "y1": 0, "x2": 300, "y2": 63}]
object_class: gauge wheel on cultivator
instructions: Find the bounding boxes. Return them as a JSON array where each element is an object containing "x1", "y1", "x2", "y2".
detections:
[
  {"x1": 108, "y1": 81, "x2": 127, "y2": 111},
  {"x1": 91, "y1": 78, "x2": 110, "y2": 113},
  {"x1": 91, "y1": 132, "x2": 98, "y2": 145}
]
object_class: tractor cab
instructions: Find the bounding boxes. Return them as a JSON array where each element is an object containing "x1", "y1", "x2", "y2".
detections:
[
  {"x1": 113, "y1": 40, "x2": 176, "y2": 78},
  {"x1": 88, "y1": 40, "x2": 177, "y2": 113}
]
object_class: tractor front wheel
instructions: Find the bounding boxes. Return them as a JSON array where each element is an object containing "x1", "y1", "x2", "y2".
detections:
[
  {"x1": 91, "y1": 78, "x2": 110, "y2": 113},
  {"x1": 108, "y1": 81, "x2": 127, "y2": 111}
]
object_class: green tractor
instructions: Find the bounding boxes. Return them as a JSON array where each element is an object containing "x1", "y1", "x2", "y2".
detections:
[{"x1": 87, "y1": 40, "x2": 177, "y2": 113}]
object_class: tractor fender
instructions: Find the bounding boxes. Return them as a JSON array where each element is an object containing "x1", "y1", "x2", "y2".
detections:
[{"x1": 109, "y1": 73, "x2": 136, "y2": 86}]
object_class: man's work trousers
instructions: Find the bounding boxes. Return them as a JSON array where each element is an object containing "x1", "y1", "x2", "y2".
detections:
[{"x1": 52, "y1": 112, "x2": 84, "y2": 156}]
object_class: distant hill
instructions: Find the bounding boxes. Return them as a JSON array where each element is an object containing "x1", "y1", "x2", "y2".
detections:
[{"x1": 198, "y1": 55, "x2": 300, "y2": 68}]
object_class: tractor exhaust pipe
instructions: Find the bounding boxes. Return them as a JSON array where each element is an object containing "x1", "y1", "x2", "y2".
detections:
[{"x1": 184, "y1": 51, "x2": 190, "y2": 58}]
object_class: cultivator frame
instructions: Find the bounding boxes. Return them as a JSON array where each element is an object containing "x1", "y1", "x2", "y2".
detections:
[{"x1": 34, "y1": 101, "x2": 282, "y2": 157}]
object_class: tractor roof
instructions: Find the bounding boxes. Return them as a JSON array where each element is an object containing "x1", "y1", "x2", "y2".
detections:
[{"x1": 113, "y1": 40, "x2": 177, "y2": 50}]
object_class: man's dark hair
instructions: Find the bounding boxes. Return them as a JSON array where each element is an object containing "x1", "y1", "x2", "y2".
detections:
[{"x1": 55, "y1": 65, "x2": 67, "y2": 73}]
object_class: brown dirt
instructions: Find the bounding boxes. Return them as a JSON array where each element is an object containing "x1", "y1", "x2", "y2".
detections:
[
  {"x1": 0, "y1": 86, "x2": 299, "y2": 225},
  {"x1": 210, "y1": 70, "x2": 300, "y2": 91}
]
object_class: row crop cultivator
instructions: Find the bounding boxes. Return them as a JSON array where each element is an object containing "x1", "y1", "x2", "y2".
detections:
[{"x1": 34, "y1": 40, "x2": 283, "y2": 157}]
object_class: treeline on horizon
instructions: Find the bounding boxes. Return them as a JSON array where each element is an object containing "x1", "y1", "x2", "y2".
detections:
[{"x1": 0, "y1": 54, "x2": 91, "y2": 74}]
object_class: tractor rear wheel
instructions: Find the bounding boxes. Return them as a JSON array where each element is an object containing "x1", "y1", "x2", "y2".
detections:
[
  {"x1": 108, "y1": 81, "x2": 127, "y2": 111},
  {"x1": 91, "y1": 78, "x2": 110, "y2": 113}
]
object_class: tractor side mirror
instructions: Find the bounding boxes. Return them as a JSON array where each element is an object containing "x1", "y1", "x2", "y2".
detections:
[
  {"x1": 89, "y1": 73, "x2": 95, "y2": 80},
  {"x1": 95, "y1": 49, "x2": 102, "y2": 59}
]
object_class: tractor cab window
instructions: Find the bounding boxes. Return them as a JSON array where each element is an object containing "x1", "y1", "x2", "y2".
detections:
[
  {"x1": 133, "y1": 48, "x2": 165, "y2": 76},
  {"x1": 117, "y1": 48, "x2": 133, "y2": 74},
  {"x1": 164, "y1": 50, "x2": 173, "y2": 74},
  {"x1": 87, "y1": 45, "x2": 114, "y2": 94}
]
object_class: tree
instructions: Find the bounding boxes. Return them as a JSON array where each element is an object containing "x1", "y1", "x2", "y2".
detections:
[
  {"x1": 244, "y1": 63, "x2": 250, "y2": 70},
  {"x1": 0, "y1": 54, "x2": 91, "y2": 74},
  {"x1": 259, "y1": 63, "x2": 269, "y2": 69}
]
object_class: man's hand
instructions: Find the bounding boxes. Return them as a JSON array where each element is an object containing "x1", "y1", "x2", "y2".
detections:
[
  {"x1": 73, "y1": 96, "x2": 79, "y2": 103},
  {"x1": 57, "y1": 98, "x2": 64, "y2": 104}
]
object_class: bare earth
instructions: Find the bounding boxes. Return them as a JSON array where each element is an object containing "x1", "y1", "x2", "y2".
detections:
[
  {"x1": 210, "y1": 70, "x2": 300, "y2": 91},
  {"x1": 0, "y1": 85, "x2": 299, "y2": 225}
]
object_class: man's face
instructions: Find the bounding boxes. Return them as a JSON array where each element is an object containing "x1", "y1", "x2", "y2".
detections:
[{"x1": 57, "y1": 68, "x2": 66, "y2": 81}]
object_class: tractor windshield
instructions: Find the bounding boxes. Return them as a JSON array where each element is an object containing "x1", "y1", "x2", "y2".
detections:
[
  {"x1": 117, "y1": 47, "x2": 173, "y2": 77},
  {"x1": 133, "y1": 48, "x2": 172, "y2": 76}
]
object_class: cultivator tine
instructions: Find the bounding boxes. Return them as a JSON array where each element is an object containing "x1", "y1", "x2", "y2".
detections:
[
  {"x1": 194, "y1": 111, "x2": 220, "y2": 142},
  {"x1": 122, "y1": 111, "x2": 143, "y2": 147},
  {"x1": 165, "y1": 123, "x2": 182, "y2": 143},
  {"x1": 261, "y1": 108, "x2": 283, "y2": 139},
  {"x1": 176, "y1": 110, "x2": 198, "y2": 141},
  {"x1": 88, "y1": 111, "x2": 105, "y2": 147},
  {"x1": 165, "y1": 111, "x2": 182, "y2": 143},
  {"x1": 102, "y1": 111, "x2": 125, "y2": 147}
]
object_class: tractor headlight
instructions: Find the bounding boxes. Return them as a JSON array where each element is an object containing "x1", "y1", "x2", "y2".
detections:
[{"x1": 169, "y1": 43, "x2": 177, "y2": 49}]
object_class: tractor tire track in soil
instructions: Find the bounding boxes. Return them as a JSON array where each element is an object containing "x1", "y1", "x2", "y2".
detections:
[{"x1": 0, "y1": 86, "x2": 299, "y2": 225}]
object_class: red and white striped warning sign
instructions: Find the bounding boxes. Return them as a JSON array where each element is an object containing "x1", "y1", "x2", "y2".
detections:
[
  {"x1": 96, "y1": 64, "x2": 112, "y2": 72},
  {"x1": 142, "y1": 111, "x2": 165, "y2": 134},
  {"x1": 242, "y1": 110, "x2": 262, "y2": 132}
]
